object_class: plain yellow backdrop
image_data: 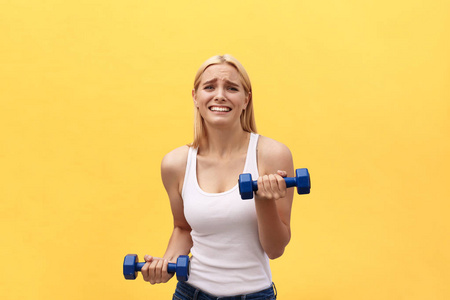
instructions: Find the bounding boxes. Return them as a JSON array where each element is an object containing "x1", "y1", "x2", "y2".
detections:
[{"x1": 1, "y1": 0, "x2": 449, "y2": 299}]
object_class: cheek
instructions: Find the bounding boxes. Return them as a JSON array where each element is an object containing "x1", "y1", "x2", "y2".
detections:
[
  {"x1": 232, "y1": 94, "x2": 248, "y2": 107},
  {"x1": 196, "y1": 95, "x2": 212, "y2": 111},
  {"x1": 197, "y1": 91, "x2": 212, "y2": 102}
]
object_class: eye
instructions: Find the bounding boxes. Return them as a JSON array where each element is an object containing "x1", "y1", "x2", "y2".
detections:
[
  {"x1": 204, "y1": 86, "x2": 214, "y2": 90},
  {"x1": 228, "y1": 87, "x2": 238, "y2": 91}
]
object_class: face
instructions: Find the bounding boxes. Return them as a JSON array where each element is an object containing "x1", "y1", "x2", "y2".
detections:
[{"x1": 193, "y1": 64, "x2": 250, "y2": 130}]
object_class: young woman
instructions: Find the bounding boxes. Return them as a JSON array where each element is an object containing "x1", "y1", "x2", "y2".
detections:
[{"x1": 141, "y1": 55, "x2": 294, "y2": 299}]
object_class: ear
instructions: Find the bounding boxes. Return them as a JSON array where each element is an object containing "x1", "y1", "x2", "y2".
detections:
[
  {"x1": 244, "y1": 92, "x2": 251, "y2": 110},
  {"x1": 192, "y1": 89, "x2": 198, "y2": 107}
]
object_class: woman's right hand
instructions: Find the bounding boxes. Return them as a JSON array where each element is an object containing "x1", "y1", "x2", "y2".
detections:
[{"x1": 140, "y1": 255, "x2": 174, "y2": 284}]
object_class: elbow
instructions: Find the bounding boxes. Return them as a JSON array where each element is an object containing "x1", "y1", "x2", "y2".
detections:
[
  {"x1": 263, "y1": 229, "x2": 291, "y2": 260},
  {"x1": 266, "y1": 248, "x2": 285, "y2": 260},
  {"x1": 265, "y1": 237, "x2": 290, "y2": 260}
]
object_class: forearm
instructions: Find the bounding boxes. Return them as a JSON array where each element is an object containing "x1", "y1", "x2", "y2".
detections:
[
  {"x1": 163, "y1": 226, "x2": 193, "y2": 261},
  {"x1": 255, "y1": 198, "x2": 291, "y2": 259}
]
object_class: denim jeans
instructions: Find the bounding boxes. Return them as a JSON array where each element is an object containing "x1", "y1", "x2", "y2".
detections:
[{"x1": 172, "y1": 281, "x2": 277, "y2": 300}]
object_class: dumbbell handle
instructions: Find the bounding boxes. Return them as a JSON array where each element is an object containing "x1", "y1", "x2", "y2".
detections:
[
  {"x1": 251, "y1": 177, "x2": 298, "y2": 191},
  {"x1": 135, "y1": 262, "x2": 177, "y2": 274}
]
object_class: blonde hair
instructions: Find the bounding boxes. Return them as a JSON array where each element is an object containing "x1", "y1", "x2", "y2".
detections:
[{"x1": 190, "y1": 54, "x2": 257, "y2": 148}]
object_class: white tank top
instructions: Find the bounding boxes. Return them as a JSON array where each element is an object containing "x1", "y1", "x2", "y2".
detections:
[{"x1": 182, "y1": 133, "x2": 272, "y2": 296}]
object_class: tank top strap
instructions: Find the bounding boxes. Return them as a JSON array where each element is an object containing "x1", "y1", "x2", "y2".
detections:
[
  {"x1": 244, "y1": 133, "x2": 259, "y2": 178},
  {"x1": 182, "y1": 146, "x2": 198, "y2": 197}
]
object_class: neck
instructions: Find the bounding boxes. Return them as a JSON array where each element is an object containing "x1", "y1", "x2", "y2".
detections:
[{"x1": 199, "y1": 125, "x2": 250, "y2": 158}]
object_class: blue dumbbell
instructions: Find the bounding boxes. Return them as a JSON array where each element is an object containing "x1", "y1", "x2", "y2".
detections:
[
  {"x1": 239, "y1": 168, "x2": 311, "y2": 200},
  {"x1": 123, "y1": 254, "x2": 190, "y2": 281}
]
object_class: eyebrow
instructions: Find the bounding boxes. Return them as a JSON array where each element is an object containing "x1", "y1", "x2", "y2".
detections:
[
  {"x1": 226, "y1": 80, "x2": 240, "y2": 87},
  {"x1": 202, "y1": 79, "x2": 217, "y2": 86},
  {"x1": 202, "y1": 78, "x2": 240, "y2": 87}
]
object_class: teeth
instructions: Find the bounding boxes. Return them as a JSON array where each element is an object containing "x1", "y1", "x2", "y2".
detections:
[{"x1": 210, "y1": 106, "x2": 231, "y2": 112}]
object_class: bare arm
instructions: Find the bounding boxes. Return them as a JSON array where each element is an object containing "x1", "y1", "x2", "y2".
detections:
[
  {"x1": 160, "y1": 146, "x2": 193, "y2": 260},
  {"x1": 255, "y1": 136, "x2": 294, "y2": 259},
  {"x1": 141, "y1": 146, "x2": 193, "y2": 284}
]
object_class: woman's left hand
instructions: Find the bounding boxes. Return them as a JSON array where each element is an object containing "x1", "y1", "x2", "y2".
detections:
[{"x1": 255, "y1": 170, "x2": 288, "y2": 201}]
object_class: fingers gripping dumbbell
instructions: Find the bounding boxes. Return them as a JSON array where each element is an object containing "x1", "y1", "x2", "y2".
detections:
[
  {"x1": 239, "y1": 168, "x2": 311, "y2": 200},
  {"x1": 123, "y1": 254, "x2": 190, "y2": 281}
]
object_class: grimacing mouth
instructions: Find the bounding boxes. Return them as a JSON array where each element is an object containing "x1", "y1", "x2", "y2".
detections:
[{"x1": 209, "y1": 106, "x2": 232, "y2": 112}]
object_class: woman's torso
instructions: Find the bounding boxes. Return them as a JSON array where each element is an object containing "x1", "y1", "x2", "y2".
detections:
[{"x1": 181, "y1": 133, "x2": 272, "y2": 296}]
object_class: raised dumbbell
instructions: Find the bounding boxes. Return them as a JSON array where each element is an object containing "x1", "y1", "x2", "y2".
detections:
[
  {"x1": 123, "y1": 254, "x2": 190, "y2": 281},
  {"x1": 239, "y1": 168, "x2": 311, "y2": 200}
]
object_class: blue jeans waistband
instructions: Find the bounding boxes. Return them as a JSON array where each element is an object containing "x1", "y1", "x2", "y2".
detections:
[{"x1": 173, "y1": 281, "x2": 277, "y2": 300}]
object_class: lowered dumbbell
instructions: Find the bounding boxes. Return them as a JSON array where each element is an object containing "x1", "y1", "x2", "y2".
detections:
[
  {"x1": 123, "y1": 254, "x2": 190, "y2": 281},
  {"x1": 239, "y1": 168, "x2": 311, "y2": 200}
]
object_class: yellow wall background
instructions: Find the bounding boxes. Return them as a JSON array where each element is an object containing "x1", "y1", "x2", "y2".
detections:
[{"x1": 1, "y1": 0, "x2": 449, "y2": 299}]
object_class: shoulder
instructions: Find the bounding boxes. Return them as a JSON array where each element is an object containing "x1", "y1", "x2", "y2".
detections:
[
  {"x1": 161, "y1": 145, "x2": 189, "y2": 186},
  {"x1": 161, "y1": 145, "x2": 190, "y2": 180},
  {"x1": 257, "y1": 135, "x2": 292, "y2": 161},
  {"x1": 257, "y1": 135, "x2": 294, "y2": 174}
]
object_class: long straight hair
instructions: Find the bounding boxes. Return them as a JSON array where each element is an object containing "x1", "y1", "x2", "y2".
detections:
[{"x1": 190, "y1": 54, "x2": 257, "y2": 148}]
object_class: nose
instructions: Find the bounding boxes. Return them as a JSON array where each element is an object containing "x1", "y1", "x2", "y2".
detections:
[{"x1": 214, "y1": 87, "x2": 226, "y2": 102}]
